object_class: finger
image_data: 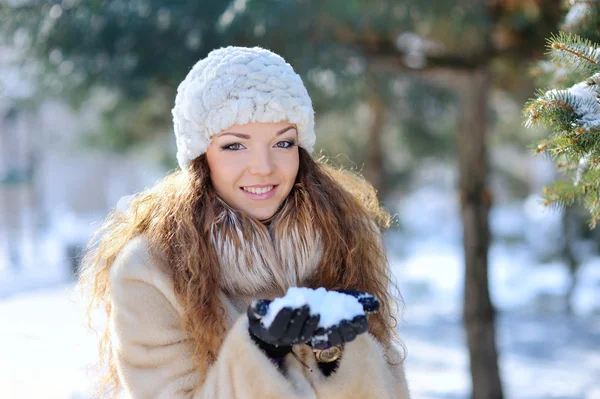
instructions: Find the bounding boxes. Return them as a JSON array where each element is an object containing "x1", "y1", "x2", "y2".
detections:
[
  {"x1": 311, "y1": 327, "x2": 330, "y2": 350},
  {"x1": 248, "y1": 322, "x2": 272, "y2": 344},
  {"x1": 336, "y1": 289, "x2": 379, "y2": 313},
  {"x1": 281, "y1": 305, "x2": 310, "y2": 345},
  {"x1": 357, "y1": 294, "x2": 380, "y2": 313},
  {"x1": 300, "y1": 314, "x2": 320, "y2": 343},
  {"x1": 349, "y1": 315, "x2": 369, "y2": 335},
  {"x1": 325, "y1": 325, "x2": 344, "y2": 347},
  {"x1": 267, "y1": 307, "x2": 294, "y2": 339},
  {"x1": 338, "y1": 320, "x2": 357, "y2": 343},
  {"x1": 248, "y1": 316, "x2": 272, "y2": 343},
  {"x1": 248, "y1": 299, "x2": 271, "y2": 321}
]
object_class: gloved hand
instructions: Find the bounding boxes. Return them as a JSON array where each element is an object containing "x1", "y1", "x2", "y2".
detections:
[
  {"x1": 335, "y1": 289, "x2": 380, "y2": 313},
  {"x1": 310, "y1": 290, "x2": 380, "y2": 350},
  {"x1": 247, "y1": 299, "x2": 321, "y2": 358}
]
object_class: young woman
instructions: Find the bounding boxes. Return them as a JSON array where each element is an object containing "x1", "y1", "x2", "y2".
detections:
[{"x1": 80, "y1": 46, "x2": 410, "y2": 398}]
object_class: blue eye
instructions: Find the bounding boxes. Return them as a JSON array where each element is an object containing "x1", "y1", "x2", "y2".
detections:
[
  {"x1": 275, "y1": 140, "x2": 296, "y2": 149},
  {"x1": 221, "y1": 143, "x2": 245, "y2": 151}
]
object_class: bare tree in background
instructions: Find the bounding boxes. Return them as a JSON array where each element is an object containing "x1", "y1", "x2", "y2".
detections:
[{"x1": 457, "y1": 67, "x2": 503, "y2": 399}]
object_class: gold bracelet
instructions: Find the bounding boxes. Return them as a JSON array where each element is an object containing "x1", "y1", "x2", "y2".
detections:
[{"x1": 312, "y1": 345, "x2": 343, "y2": 363}]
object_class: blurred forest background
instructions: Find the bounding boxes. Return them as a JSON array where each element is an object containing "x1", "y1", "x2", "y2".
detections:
[{"x1": 1, "y1": 0, "x2": 599, "y2": 398}]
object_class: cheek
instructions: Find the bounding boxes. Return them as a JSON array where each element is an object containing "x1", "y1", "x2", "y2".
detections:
[
  {"x1": 207, "y1": 151, "x2": 243, "y2": 180},
  {"x1": 209, "y1": 169, "x2": 226, "y2": 191},
  {"x1": 278, "y1": 153, "x2": 299, "y2": 182},
  {"x1": 207, "y1": 153, "x2": 244, "y2": 188},
  {"x1": 211, "y1": 166, "x2": 241, "y2": 191}
]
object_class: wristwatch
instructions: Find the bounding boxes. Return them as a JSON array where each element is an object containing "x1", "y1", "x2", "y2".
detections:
[{"x1": 312, "y1": 345, "x2": 343, "y2": 363}]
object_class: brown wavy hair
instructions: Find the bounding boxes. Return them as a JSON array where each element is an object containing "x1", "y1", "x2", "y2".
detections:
[{"x1": 78, "y1": 148, "x2": 403, "y2": 398}]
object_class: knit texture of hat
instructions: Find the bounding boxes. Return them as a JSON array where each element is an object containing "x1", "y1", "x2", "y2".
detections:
[{"x1": 172, "y1": 46, "x2": 316, "y2": 171}]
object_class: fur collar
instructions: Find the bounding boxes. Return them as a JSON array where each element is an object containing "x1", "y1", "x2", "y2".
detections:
[{"x1": 210, "y1": 194, "x2": 323, "y2": 296}]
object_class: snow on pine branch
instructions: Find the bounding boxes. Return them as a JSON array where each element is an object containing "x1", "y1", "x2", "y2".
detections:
[{"x1": 544, "y1": 76, "x2": 600, "y2": 130}]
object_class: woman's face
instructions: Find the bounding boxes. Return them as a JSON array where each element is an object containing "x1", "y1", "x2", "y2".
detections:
[{"x1": 206, "y1": 121, "x2": 300, "y2": 221}]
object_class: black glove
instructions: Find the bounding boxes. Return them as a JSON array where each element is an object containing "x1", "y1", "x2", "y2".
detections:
[
  {"x1": 335, "y1": 289, "x2": 380, "y2": 314},
  {"x1": 248, "y1": 299, "x2": 321, "y2": 358},
  {"x1": 310, "y1": 290, "x2": 380, "y2": 350}
]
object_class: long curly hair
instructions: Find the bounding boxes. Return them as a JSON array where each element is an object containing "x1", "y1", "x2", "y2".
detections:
[{"x1": 78, "y1": 148, "x2": 403, "y2": 397}]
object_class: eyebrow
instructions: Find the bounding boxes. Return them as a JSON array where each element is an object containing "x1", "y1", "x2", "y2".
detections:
[{"x1": 217, "y1": 125, "x2": 297, "y2": 140}]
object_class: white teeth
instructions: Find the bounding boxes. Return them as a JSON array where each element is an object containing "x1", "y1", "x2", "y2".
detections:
[{"x1": 243, "y1": 185, "x2": 273, "y2": 195}]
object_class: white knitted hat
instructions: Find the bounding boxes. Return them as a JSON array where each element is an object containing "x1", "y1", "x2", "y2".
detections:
[{"x1": 172, "y1": 46, "x2": 316, "y2": 171}]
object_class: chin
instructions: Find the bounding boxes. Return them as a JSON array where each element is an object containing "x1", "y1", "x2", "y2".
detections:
[
  {"x1": 245, "y1": 207, "x2": 277, "y2": 221},
  {"x1": 254, "y1": 211, "x2": 276, "y2": 221}
]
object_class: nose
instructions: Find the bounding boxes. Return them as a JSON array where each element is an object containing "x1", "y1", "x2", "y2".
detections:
[{"x1": 248, "y1": 149, "x2": 275, "y2": 176}]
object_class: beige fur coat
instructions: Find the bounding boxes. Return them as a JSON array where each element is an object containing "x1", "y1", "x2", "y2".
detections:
[{"x1": 109, "y1": 231, "x2": 411, "y2": 398}]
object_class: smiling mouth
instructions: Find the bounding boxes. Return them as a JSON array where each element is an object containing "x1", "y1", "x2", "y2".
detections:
[{"x1": 241, "y1": 185, "x2": 276, "y2": 195}]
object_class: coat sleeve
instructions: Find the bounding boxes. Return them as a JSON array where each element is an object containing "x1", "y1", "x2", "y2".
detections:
[
  {"x1": 108, "y1": 236, "x2": 315, "y2": 399},
  {"x1": 308, "y1": 333, "x2": 411, "y2": 399}
]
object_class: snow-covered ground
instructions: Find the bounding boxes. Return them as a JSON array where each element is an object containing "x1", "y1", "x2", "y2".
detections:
[{"x1": 0, "y1": 283, "x2": 98, "y2": 399}]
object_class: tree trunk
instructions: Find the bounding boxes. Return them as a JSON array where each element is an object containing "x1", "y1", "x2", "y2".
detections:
[
  {"x1": 562, "y1": 206, "x2": 579, "y2": 315},
  {"x1": 364, "y1": 91, "x2": 386, "y2": 196},
  {"x1": 457, "y1": 67, "x2": 504, "y2": 399}
]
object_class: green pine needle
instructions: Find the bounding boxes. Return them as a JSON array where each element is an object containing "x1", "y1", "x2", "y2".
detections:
[{"x1": 547, "y1": 32, "x2": 600, "y2": 76}]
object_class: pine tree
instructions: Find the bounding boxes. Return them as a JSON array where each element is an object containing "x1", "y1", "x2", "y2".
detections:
[{"x1": 525, "y1": 2, "x2": 600, "y2": 226}]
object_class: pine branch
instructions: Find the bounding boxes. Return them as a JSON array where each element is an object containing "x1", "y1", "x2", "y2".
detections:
[
  {"x1": 524, "y1": 89, "x2": 577, "y2": 132},
  {"x1": 548, "y1": 32, "x2": 600, "y2": 76},
  {"x1": 542, "y1": 164, "x2": 600, "y2": 226},
  {"x1": 525, "y1": 77, "x2": 600, "y2": 137},
  {"x1": 525, "y1": 1, "x2": 600, "y2": 224}
]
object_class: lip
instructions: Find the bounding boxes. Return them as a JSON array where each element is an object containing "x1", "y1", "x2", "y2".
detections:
[{"x1": 240, "y1": 184, "x2": 278, "y2": 200}]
